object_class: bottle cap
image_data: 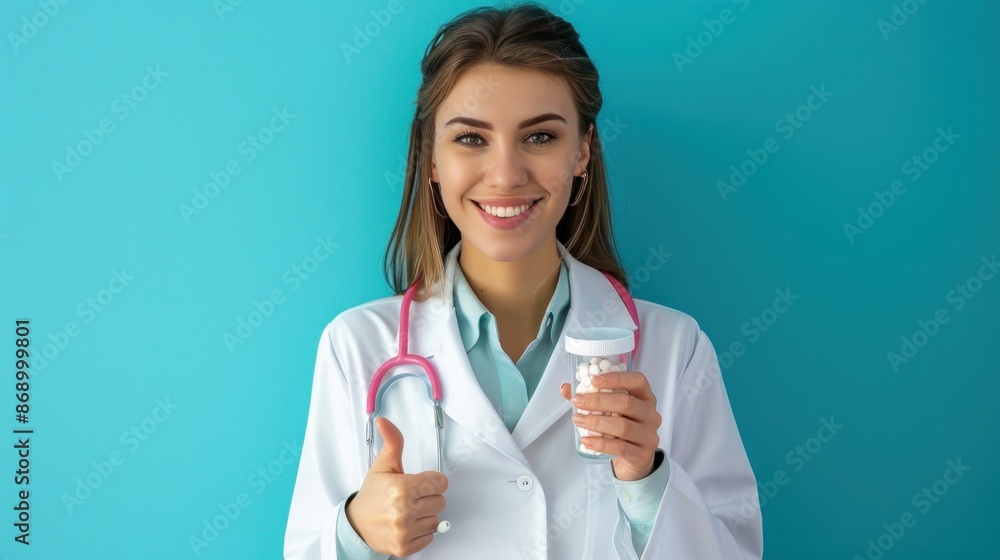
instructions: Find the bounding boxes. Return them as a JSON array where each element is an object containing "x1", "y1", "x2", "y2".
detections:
[{"x1": 564, "y1": 327, "x2": 635, "y2": 356}]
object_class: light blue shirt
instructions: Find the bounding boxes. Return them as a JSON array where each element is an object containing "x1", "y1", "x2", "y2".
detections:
[
  {"x1": 454, "y1": 258, "x2": 572, "y2": 432},
  {"x1": 335, "y1": 259, "x2": 668, "y2": 558}
]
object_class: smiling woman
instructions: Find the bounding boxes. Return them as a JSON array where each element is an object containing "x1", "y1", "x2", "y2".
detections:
[{"x1": 285, "y1": 3, "x2": 762, "y2": 559}]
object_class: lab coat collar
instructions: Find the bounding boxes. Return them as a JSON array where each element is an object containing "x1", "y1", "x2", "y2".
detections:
[{"x1": 400, "y1": 240, "x2": 639, "y2": 467}]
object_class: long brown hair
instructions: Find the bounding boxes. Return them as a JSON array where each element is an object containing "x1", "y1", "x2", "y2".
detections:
[{"x1": 382, "y1": 2, "x2": 627, "y2": 299}]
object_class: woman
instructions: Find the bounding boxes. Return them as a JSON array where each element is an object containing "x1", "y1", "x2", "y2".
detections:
[{"x1": 284, "y1": 4, "x2": 762, "y2": 559}]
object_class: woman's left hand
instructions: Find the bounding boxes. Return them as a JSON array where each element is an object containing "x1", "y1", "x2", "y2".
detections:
[{"x1": 560, "y1": 371, "x2": 662, "y2": 481}]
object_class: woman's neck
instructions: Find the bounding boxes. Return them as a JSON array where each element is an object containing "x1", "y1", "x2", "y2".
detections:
[{"x1": 458, "y1": 239, "x2": 562, "y2": 331}]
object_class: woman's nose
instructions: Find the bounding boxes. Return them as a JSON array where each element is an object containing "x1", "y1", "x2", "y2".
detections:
[{"x1": 483, "y1": 143, "x2": 528, "y2": 189}]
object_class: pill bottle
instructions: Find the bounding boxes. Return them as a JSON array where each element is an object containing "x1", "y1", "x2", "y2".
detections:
[{"x1": 564, "y1": 327, "x2": 635, "y2": 460}]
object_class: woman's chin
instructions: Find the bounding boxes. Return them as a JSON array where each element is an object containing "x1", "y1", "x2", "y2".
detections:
[{"x1": 460, "y1": 232, "x2": 554, "y2": 265}]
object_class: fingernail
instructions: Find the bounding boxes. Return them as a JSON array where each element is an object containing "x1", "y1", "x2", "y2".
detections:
[{"x1": 571, "y1": 395, "x2": 583, "y2": 405}]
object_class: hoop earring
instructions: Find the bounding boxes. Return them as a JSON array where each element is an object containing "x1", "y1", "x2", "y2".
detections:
[
  {"x1": 428, "y1": 177, "x2": 449, "y2": 219},
  {"x1": 568, "y1": 169, "x2": 588, "y2": 207}
]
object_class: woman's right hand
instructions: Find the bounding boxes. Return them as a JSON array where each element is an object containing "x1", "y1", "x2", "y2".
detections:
[{"x1": 345, "y1": 417, "x2": 449, "y2": 557}]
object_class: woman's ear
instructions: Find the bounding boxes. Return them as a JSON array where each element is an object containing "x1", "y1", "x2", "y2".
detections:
[
  {"x1": 576, "y1": 123, "x2": 594, "y2": 173},
  {"x1": 430, "y1": 153, "x2": 439, "y2": 183}
]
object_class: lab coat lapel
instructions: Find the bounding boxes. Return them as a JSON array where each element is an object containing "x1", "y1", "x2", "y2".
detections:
[
  {"x1": 511, "y1": 244, "x2": 639, "y2": 450},
  {"x1": 405, "y1": 241, "x2": 530, "y2": 469},
  {"x1": 510, "y1": 312, "x2": 575, "y2": 448}
]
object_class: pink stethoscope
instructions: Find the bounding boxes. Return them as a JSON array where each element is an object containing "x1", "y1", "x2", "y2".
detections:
[{"x1": 364, "y1": 270, "x2": 640, "y2": 533}]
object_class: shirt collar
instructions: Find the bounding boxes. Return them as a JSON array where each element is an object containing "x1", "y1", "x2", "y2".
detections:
[{"x1": 453, "y1": 255, "x2": 571, "y2": 352}]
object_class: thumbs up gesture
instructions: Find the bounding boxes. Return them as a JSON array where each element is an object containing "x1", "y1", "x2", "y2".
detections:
[{"x1": 346, "y1": 418, "x2": 449, "y2": 557}]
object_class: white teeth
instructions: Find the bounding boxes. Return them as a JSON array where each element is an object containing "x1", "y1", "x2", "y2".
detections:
[{"x1": 478, "y1": 201, "x2": 534, "y2": 217}]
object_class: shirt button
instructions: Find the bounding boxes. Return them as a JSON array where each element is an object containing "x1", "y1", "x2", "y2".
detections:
[
  {"x1": 621, "y1": 490, "x2": 632, "y2": 502},
  {"x1": 516, "y1": 475, "x2": 534, "y2": 492}
]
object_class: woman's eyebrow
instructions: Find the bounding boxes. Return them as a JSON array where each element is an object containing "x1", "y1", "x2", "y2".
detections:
[{"x1": 444, "y1": 113, "x2": 567, "y2": 130}]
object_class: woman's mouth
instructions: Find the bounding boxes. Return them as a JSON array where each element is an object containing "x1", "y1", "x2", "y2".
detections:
[
  {"x1": 474, "y1": 199, "x2": 539, "y2": 218},
  {"x1": 473, "y1": 198, "x2": 542, "y2": 230}
]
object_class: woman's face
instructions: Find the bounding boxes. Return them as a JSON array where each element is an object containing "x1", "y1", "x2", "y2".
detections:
[{"x1": 430, "y1": 63, "x2": 592, "y2": 264}]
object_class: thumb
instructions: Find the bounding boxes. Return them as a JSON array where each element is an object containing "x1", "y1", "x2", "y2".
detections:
[
  {"x1": 371, "y1": 417, "x2": 405, "y2": 474},
  {"x1": 560, "y1": 382, "x2": 573, "y2": 401}
]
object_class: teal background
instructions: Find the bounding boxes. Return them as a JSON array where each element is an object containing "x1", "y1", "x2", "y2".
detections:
[{"x1": 2, "y1": 0, "x2": 998, "y2": 558}]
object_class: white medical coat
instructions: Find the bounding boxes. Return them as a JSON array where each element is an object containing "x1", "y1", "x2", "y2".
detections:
[{"x1": 284, "y1": 241, "x2": 763, "y2": 559}]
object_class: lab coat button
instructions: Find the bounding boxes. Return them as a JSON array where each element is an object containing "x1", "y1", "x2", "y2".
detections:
[{"x1": 516, "y1": 475, "x2": 534, "y2": 491}]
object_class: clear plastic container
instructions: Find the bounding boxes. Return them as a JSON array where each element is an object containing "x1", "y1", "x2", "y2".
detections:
[{"x1": 565, "y1": 327, "x2": 635, "y2": 460}]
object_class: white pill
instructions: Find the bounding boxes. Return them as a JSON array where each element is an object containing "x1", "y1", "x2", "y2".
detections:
[
  {"x1": 578, "y1": 427, "x2": 591, "y2": 437},
  {"x1": 586, "y1": 385, "x2": 600, "y2": 393},
  {"x1": 581, "y1": 375, "x2": 592, "y2": 387},
  {"x1": 576, "y1": 408, "x2": 590, "y2": 415},
  {"x1": 590, "y1": 357, "x2": 600, "y2": 365},
  {"x1": 436, "y1": 520, "x2": 451, "y2": 534},
  {"x1": 589, "y1": 364, "x2": 600, "y2": 374},
  {"x1": 575, "y1": 382, "x2": 587, "y2": 394},
  {"x1": 599, "y1": 359, "x2": 612, "y2": 371},
  {"x1": 618, "y1": 363, "x2": 628, "y2": 371},
  {"x1": 578, "y1": 363, "x2": 590, "y2": 376}
]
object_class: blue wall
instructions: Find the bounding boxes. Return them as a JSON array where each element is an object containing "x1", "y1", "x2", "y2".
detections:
[{"x1": 2, "y1": 1, "x2": 997, "y2": 558}]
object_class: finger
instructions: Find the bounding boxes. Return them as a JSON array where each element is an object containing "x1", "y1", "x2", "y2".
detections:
[
  {"x1": 413, "y1": 494, "x2": 447, "y2": 516},
  {"x1": 573, "y1": 413, "x2": 654, "y2": 446},
  {"x1": 411, "y1": 514, "x2": 441, "y2": 538},
  {"x1": 589, "y1": 371, "x2": 655, "y2": 401},
  {"x1": 402, "y1": 532, "x2": 434, "y2": 556},
  {"x1": 580, "y1": 434, "x2": 646, "y2": 460},
  {"x1": 411, "y1": 471, "x2": 449, "y2": 497},
  {"x1": 571, "y1": 391, "x2": 655, "y2": 420},
  {"x1": 371, "y1": 417, "x2": 405, "y2": 474}
]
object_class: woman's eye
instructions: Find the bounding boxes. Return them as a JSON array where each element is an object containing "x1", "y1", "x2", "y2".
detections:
[
  {"x1": 454, "y1": 133, "x2": 484, "y2": 147},
  {"x1": 526, "y1": 131, "x2": 558, "y2": 146},
  {"x1": 452, "y1": 130, "x2": 557, "y2": 148}
]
